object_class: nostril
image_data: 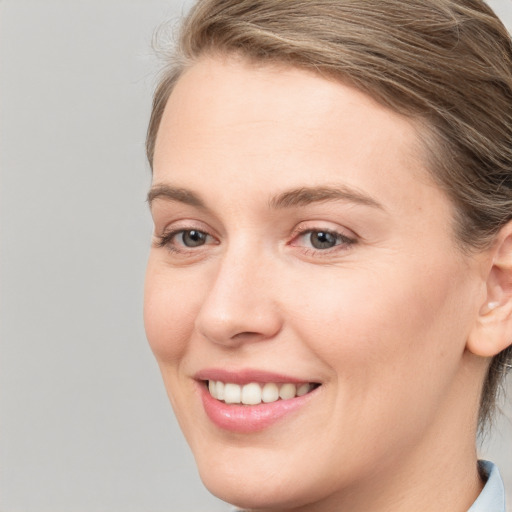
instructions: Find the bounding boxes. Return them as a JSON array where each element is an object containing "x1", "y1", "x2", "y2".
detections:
[{"x1": 231, "y1": 331, "x2": 264, "y2": 341}]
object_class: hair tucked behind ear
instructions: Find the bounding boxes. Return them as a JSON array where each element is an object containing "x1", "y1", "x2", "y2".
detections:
[{"x1": 147, "y1": 0, "x2": 512, "y2": 430}]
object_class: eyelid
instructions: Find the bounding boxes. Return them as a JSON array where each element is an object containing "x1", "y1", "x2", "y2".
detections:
[
  {"x1": 154, "y1": 220, "x2": 219, "y2": 252},
  {"x1": 288, "y1": 223, "x2": 358, "y2": 254},
  {"x1": 292, "y1": 229, "x2": 355, "y2": 247},
  {"x1": 290, "y1": 221, "x2": 358, "y2": 242}
]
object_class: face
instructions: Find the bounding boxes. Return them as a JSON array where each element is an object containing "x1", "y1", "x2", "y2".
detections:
[{"x1": 144, "y1": 57, "x2": 487, "y2": 511}]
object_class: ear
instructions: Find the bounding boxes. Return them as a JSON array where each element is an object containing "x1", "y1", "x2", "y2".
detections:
[{"x1": 467, "y1": 222, "x2": 512, "y2": 357}]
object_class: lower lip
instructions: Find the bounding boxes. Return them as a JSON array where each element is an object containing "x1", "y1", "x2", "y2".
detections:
[{"x1": 198, "y1": 382, "x2": 317, "y2": 433}]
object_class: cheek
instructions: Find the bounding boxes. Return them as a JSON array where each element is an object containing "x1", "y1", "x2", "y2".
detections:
[
  {"x1": 143, "y1": 259, "x2": 200, "y2": 365},
  {"x1": 279, "y1": 261, "x2": 476, "y2": 469},
  {"x1": 289, "y1": 259, "x2": 474, "y2": 386}
]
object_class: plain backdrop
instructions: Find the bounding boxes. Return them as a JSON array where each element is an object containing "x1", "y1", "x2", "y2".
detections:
[{"x1": 1, "y1": 1, "x2": 511, "y2": 511}]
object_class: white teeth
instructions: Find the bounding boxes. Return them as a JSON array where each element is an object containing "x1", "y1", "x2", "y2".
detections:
[
  {"x1": 261, "y1": 382, "x2": 279, "y2": 403},
  {"x1": 297, "y1": 383, "x2": 311, "y2": 397},
  {"x1": 279, "y1": 383, "x2": 296, "y2": 400},
  {"x1": 224, "y1": 383, "x2": 242, "y2": 404},
  {"x1": 208, "y1": 380, "x2": 217, "y2": 398},
  {"x1": 216, "y1": 381, "x2": 224, "y2": 401},
  {"x1": 207, "y1": 380, "x2": 315, "y2": 405},
  {"x1": 242, "y1": 383, "x2": 262, "y2": 405}
]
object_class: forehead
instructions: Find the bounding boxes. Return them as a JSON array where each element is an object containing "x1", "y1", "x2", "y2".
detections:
[
  {"x1": 158, "y1": 56, "x2": 420, "y2": 148},
  {"x1": 153, "y1": 56, "x2": 442, "y2": 218}
]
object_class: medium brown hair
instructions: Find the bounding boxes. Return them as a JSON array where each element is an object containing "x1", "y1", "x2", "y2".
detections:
[{"x1": 146, "y1": 0, "x2": 512, "y2": 429}]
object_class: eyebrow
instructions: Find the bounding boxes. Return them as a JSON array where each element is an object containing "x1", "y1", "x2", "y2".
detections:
[
  {"x1": 268, "y1": 186, "x2": 385, "y2": 211},
  {"x1": 147, "y1": 183, "x2": 384, "y2": 211},
  {"x1": 147, "y1": 184, "x2": 206, "y2": 208}
]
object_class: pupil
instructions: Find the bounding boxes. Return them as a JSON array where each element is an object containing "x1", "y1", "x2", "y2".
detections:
[
  {"x1": 183, "y1": 230, "x2": 206, "y2": 247},
  {"x1": 311, "y1": 231, "x2": 336, "y2": 249}
]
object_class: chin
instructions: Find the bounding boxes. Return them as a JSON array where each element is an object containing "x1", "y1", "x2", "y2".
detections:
[
  {"x1": 193, "y1": 445, "x2": 335, "y2": 511},
  {"x1": 199, "y1": 471, "x2": 309, "y2": 511}
]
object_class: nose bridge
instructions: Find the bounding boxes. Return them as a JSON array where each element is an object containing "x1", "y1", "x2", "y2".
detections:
[{"x1": 195, "y1": 240, "x2": 282, "y2": 346}]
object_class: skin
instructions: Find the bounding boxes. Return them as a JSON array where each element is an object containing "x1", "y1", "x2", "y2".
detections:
[{"x1": 144, "y1": 56, "x2": 497, "y2": 511}]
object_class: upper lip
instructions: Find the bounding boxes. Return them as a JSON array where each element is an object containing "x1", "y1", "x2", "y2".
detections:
[{"x1": 194, "y1": 368, "x2": 319, "y2": 385}]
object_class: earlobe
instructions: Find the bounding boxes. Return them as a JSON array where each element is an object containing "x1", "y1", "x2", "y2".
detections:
[{"x1": 467, "y1": 222, "x2": 512, "y2": 358}]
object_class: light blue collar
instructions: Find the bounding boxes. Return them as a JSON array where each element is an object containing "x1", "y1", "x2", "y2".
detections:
[{"x1": 468, "y1": 460, "x2": 506, "y2": 512}]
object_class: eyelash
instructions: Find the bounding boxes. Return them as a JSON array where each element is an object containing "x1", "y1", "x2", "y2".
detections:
[
  {"x1": 155, "y1": 226, "x2": 357, "y2": 255},
  {"x1": 155, "y1": 227, "x2": 216, "y2": 253},
  {"x1": 289, "y1": 228, "x2": 357, "y2": 255}
]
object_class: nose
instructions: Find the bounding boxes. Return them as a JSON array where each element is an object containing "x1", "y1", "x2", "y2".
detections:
[{"x1": 194, "y1": 250, "x2": 283, "y2": 347}]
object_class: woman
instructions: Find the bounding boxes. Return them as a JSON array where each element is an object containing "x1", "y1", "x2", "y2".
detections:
[{"x1": 143, "y1": 1, "x2": 512, "y2": 510}]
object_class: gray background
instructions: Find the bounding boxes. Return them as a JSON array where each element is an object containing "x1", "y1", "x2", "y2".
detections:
[{"x1": 1, "y1": 1, "x2": 511, "y2": 511}]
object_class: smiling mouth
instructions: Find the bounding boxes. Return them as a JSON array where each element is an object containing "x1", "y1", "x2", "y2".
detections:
[{"x1": 205, "y1": 380, "x2": 320, "y2": 405}]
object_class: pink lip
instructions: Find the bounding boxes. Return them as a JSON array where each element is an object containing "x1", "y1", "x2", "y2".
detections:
[
  {"x1": 195, "y1": 368, "x2": 312, "y2": 385},
  {"x1": 194, "y1": 369, "x2": 320, "y2": 433}
]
